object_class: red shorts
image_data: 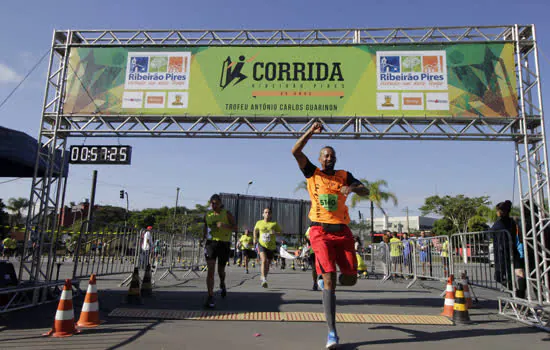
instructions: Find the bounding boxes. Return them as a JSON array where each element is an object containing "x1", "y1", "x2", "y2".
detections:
[{"x1": 309, "y1": 225, "x2": 357, "y2": 275}]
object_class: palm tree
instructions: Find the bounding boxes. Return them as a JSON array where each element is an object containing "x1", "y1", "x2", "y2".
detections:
[
  {"x1": 350, "y1": 179, "x2": 398, "y2": 234},
  {"x1": 7, "y1": 197, "x2": 30, "y2": 226},
  {"x1": 294, "y1": 180, "x2": 308, "y2": 193}
]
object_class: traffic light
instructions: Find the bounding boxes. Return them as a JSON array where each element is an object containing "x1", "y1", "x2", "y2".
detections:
[{"x1": 120, "y1": 190, "x2": 124, "y2": 199}]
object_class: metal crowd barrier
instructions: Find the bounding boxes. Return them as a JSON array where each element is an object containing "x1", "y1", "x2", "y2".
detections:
[
  {"x1": 156, "y1": 235, "x2": 207, "y2": 282},
  {"x1": 72, "y1": 221, "x2": 141, "y2": 280},
  {"x1": 449, "y1": 230, "x2": 516, "y2": 295},
  {"x1": 386, "y1": 238, "x2": 416, "y2": 282},
  {"x1": 365, "y1": 243, "x2": 389, "y2": 278},
  {"x1": 375, "y1": 231, "x2": 516, "y2": 295},
  {"x1": 408, "y1": 235, "x2": 453, "y2": 285}
]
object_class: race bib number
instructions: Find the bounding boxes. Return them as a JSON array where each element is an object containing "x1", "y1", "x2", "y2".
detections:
[
  {"x1": 319, "y1": 194, "x2": 338, "y2": 212},
  {"x1": 261, "y1": 233, "x2": 271, "y2": 243}
]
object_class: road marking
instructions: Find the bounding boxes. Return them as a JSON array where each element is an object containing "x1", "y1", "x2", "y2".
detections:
[{"x1": 109, "y1": 308, "x2": 453, "y2": 325}]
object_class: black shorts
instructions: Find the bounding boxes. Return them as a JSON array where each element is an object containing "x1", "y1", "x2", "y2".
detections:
[
  {"x1": 242, "y1": 249, "x2": 256, "y2": 259},
  {"x1": 204, "y1": 240, "x2": 231, "y2": 265},
  {"x1": 308, "y1": 252, "x2": 316, "y2": 265},
  {"x1": 259, "y1": 245, "x2": 276, "y2": 260}
]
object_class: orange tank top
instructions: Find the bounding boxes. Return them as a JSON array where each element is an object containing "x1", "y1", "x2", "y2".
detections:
[{"x1": 306, "y1": 168, "x2": 350, "y2": 224}]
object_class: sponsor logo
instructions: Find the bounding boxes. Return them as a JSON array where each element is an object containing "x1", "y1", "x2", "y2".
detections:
[
  {"x1": 426, "y1": 93, "x2": 449, "y2": 110},
  {"x1": 125, "y1": 52, "x2": 190, "y2": 90},
  {"x1": 121, "y1": 91, "x2": 143, "y2": 109},
  {"x1": 377, "y1": 51, "x2": 447, "y2": 90},
  {"x1": 168, "y1": 92, "x2": 188, "y2": 108},
  {"x1": 147, "y1": 96, "x2": 164, "y2": 104},
  {"x1": 403, "y1": 97, "x2": 422, "y2": 105},
  {"x1": 145, "y1": 92, "x2": 166, "y2": 108},
  {"x1": 220, "y1": 54, "x2": 344, "y2": 90},
  {"x1": 401, "y1": 93, "x2": 424, "y2": 111},
  {"x1": 377, "y1": 93, "x2": 399, "y2": 110}
]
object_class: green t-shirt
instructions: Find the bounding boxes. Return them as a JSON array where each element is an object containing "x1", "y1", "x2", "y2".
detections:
[
  {"x1": 240, "y1": 235, "x2": 253, "y2": 250},
  {"x1": 3, "y1": 238, "x2": 16, "y2": 249},
  {"x1": 441, "y1": 241, "x2": 449, "y2": 258},
  {"x1": 390, "y1": 237, "x2": 403, "y2": 257},
  {"x1": 254, "y1": 220, "x2": 282, "y2": 250},
  {"x1": 205, "y1": 209, "x2": 232, "y2": 242}
]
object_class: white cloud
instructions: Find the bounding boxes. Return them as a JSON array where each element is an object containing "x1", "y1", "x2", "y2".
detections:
[{"x1": 0, "y1": 63, "x2": 22, "y2": 84}]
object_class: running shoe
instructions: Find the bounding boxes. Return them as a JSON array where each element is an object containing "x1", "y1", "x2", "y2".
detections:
[
  {"x1": 326, "y1": 331, "x2": 339, "y2": 349},
  {"x1": 220, "y1": 284, "x2": 227, "y2": 298},
  {"x1": 246, "y1": 269, "x2": 249, "y2": 274},
  {"x1": 204, "y1": 295, "x2": 215, "y2": 308},
  {"x1": 261, "y1": 280, "x2": 268, "y2": 288},
  {"x1": 317, "y1": 277, "x2": 324, "y2": 291},
  {"x1": 312, "y1": 282, "x2": 318, "y2": 291}
]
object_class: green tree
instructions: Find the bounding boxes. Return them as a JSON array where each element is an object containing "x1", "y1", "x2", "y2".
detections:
[
  {"x1": 92, "y1": 205, "x2": 128, "y2": 226},
  {"x1": 468, "y1": 215, "x2": 489, "y2": 232},
  {"x1": 7, "y1": 197, "x2": 30, "y2": 225},
  {"x1": 350, "y1": 179, "x2": 398, "y2": 234},
  {"x1": 350, "y1": 179, "x2": 398, "y2": 210},
  {"x1": 431, "y1": 217, "x2": 455, "y2": 236},
  {"x1": 0, "y1": 199, "x2": 9, "y2": 238},
  {"x1": 419, "y1": 195, "x2": 490, "y2": 233}
]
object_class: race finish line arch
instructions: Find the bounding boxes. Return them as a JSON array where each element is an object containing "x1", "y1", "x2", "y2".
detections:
[{"x1": 24, "y1": 25, "x2": 549, "y2": 330}]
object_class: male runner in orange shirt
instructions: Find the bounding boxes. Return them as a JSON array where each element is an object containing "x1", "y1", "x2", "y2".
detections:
[{"x1": 292, "y1": 121, "x2": 369, "y2": 349}]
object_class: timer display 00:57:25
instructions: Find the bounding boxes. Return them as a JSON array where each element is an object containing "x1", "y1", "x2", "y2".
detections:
[{"x1": 69, "y1": 145, "x2": 132, "y2": 164}]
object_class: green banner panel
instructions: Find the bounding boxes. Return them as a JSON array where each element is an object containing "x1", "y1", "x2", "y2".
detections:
[{"x1": 64, "y1": 44, "x2": 517, "y2": 118}]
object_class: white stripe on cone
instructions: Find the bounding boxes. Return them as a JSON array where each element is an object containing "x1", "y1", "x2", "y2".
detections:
[
  {"x1": 444, "y1": 299, "x2": 455, "y2": 306},
  {"x1": 446, "y1": 285, "x2": 453, "y2": 292},
  {"x1": 55, "y1": 309, "x2": 75, "y2": 321},
  {"x1": 88, "y1": 284, "x2": 97, "y2": 294},
  {"x1": 82, "y1": 302, "x2": 99, "y2": 312},
  {"x1": 60, "y1": 290, "x2": 72, "y2": 300}
]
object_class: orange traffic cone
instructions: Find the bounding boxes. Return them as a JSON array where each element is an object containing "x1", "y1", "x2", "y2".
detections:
[
  {"x1": 44, "y1": 279, "x2": 80, "y2": 337},
  {"x1": 77, "y1": 274, "x2": 102, "y2": 327},
  {"x1": 441, "y1": 276, "x2": 455, "y2": 318},
  {"x1": 462, "y1": 276, "x2": 473, "y2": 309}
]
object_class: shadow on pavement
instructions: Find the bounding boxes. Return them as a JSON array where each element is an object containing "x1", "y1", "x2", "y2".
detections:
[{"x1": 339, "y1": 325, "x2": 544, "y2": 349}]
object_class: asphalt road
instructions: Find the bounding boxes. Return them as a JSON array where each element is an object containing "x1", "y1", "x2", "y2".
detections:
[{"x1": 0, "y1": 263, "x2": 548, "y2": 349}]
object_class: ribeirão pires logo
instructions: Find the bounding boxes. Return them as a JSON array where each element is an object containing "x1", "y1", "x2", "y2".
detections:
[
  {"x1": 125, "y1": 52, "x2": 191, "y2": 91},
  {"x1": 219, "y1": 53, "x2": 344, "y2": 91},
  {"x1": 377, "y1": 50, "x2": 447, "y2": 91}
]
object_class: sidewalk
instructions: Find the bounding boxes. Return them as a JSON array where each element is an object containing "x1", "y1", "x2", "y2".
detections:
[{"x1": 0, "y1": 266, "x2": 548, "y2": 349}]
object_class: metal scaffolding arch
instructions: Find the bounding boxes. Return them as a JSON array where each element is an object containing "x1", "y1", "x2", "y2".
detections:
[{"x1": 21, "y1": 25, "x2": 549, "y2": 329}]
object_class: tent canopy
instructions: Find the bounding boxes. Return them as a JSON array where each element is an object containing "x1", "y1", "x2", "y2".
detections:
[{"x1": 0, "y1": 126, "x2": 68, "y2": 178}]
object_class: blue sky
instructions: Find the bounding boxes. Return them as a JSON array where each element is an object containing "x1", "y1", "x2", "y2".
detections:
[{"x1": 0, "y1": 0, "x2": 549, "y2": 221}]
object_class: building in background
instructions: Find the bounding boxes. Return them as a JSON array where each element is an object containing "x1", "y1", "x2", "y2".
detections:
[{"x1": 364, "y1": 215, "x2": 437, "y2": 233}]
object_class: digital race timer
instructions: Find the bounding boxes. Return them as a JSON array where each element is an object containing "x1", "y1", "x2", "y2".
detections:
[{"x1": 69, "y1": 145, "x2": 132, "y2": 165}]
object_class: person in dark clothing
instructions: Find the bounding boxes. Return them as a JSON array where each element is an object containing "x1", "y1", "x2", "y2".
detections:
[{"x1": 491, "y1": 200, "x2": 526, "y2": 298}]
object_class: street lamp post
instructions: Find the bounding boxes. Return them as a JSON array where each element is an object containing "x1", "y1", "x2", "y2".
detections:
[
  {"x1": 245, "y1": 181, "x2": 253, "y2": 195},
  {"x1": 173, "y1": 187, "x2": 180, "y2": 231},
  {"x1": 124, "y1": 191, "x2": 129, "y2": 227}
]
